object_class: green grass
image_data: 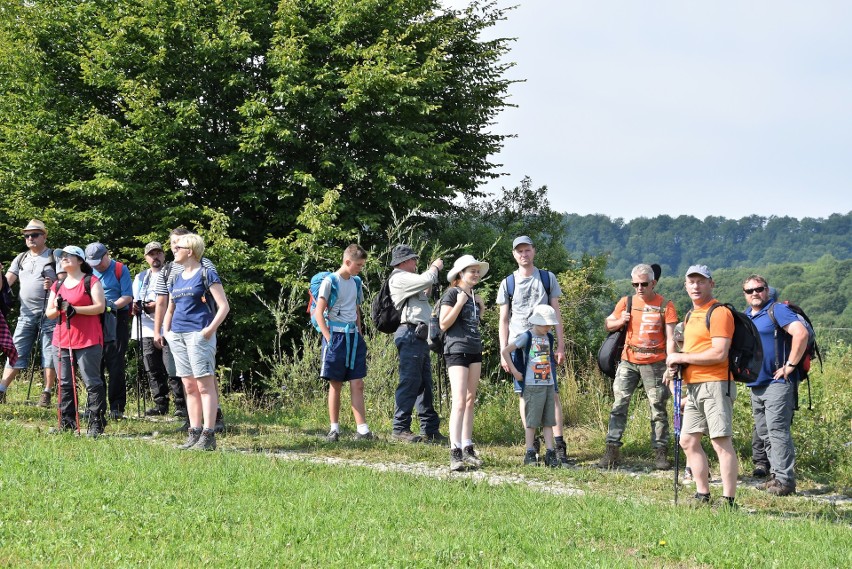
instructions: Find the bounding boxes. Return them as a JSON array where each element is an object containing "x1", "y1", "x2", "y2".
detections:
[{"x1": 0, "y1": 421, "x2": 849, "y2": 569}]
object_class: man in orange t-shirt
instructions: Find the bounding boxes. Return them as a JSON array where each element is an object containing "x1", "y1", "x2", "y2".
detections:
[
  {"x1": 666, "y1": 264, "x2": 738, "y2": 508},
  {"x1": 599, "y1": 264, "x2": 677, "y2": 470}
]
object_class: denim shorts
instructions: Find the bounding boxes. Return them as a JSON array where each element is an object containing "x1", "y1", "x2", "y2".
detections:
[
  {"x1": 166, "y1": 330, "x2": 216, "y2": 379},
  {"x1": 6, "y1": 312, "x2": 56, "y2": 370}
]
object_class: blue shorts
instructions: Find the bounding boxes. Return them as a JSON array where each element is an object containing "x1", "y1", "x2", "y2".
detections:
[
  {"x1": 320, "y1": 330, "x2": 367, "y2": 382},
  {"x1": 6, "y1": 312, "x2": 56, "y2": 370},
  {"x1": 511, "y1": 350, "x2": 559, "y2": 395}
]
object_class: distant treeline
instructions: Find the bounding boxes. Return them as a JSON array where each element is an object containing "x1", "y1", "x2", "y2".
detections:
[{"x1": 562, "y1": 212, "x2": 851, "y2": 279}]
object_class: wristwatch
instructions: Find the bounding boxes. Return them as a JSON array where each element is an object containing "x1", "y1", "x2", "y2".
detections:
[{"x1": 785, "y1": 361, "x2": 796, "y2": 367}]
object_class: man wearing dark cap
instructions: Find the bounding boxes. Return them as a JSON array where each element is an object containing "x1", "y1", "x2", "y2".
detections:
[
  {"x1": 497, "y1": 235, "x2": 569, "y2": 465},
  {"x1": 666, "y1": 264, "x2": 738, "y2": 508},
  {"x1": 132, "y1": 242, "x2": 186, "y2": 416},
  {"x1": 86, "y1": 242, "x2": 133, "y2": 419},
  {"x1": 0, "y1": 219, "x2": 57, "y2": 405},
  {"x1": 387, "y1": 245, "x2": 446, "y2": 443}
]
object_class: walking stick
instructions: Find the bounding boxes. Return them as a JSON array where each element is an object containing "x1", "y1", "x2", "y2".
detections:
[
  {"x1": 134, "y1": 307, "x2": 147, "y2": 418},
  {"x1": 673, "y1": 367, "x2": 683, "y2": 505},
  {"x1": 59, "y1": 299, "x2": 81, "y2": 434},
  {"x1": 26, "y1": 277, "x2": 50, "y2": 403}
]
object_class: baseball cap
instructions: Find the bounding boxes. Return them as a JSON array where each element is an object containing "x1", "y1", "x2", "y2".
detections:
[
  {"x1": 685, "y1": 264, "x2": 712, "y2": 279},
  {"x1": 512, "y1": 236, "x2": 533, "y2": 250},
  {"x1": 85, "y1": 242, "x2": 108, "y2": 265}
]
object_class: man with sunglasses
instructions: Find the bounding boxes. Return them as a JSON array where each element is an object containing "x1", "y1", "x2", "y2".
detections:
[
  {"x1": 742, "y1": 275, "x2": 807, "y2": 496},
  {"x1": 599, "y1": 263, "x2": 677, "y2": 469},
  {"x1": 0, "y1": 219, "x2": 57, "y2": 405}
]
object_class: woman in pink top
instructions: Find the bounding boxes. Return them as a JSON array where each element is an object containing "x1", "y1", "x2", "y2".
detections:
[{"x1": 45, "y1": 246, "x2": 106, "y2": 436}]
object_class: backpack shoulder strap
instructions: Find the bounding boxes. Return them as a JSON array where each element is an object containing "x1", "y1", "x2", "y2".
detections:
[
  {"x1": 13, "y1": 252, "x2": 26, "y2": 271},
  {"x1": 114, "y1": 260, "x2": 124, "y2": 279},
  {"x1": 83, "y1": 274, "x2": 93, "y2": 298},
  {"x1": 353, "y1": 275, "x2": 363, "y2": 303},
  {"x1": 506, "y1": 273, "x2": 516, "y2": 302},
  {"x1": 704, "y1": 302, "x2": 723, "y2": 329},
  {"x1": 539, "y1": 269, "x2": 551, "y2": 300},
  {"x1": 521, "y1": 330, "x2": 533, "y2": 368}
]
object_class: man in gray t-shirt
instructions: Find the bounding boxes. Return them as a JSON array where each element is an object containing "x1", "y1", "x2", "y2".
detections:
[
  {"x1": 0, "y1": 219, "x2": 58, "y2": 407},
  {"x1": 496, "y1": 235, "x2": 569, "y2": 465}
]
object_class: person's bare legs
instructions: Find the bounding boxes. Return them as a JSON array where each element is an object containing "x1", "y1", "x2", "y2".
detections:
[
  {"x1": 328, "y1": 380, "x2": 343, "y2": 425},
  {"x1": 681, "y1": 432, "x2": 711, "y2": 494},
  {"x1": 711, "y1": 435, "x2": 739, "y2": 498},
  {"x1": 349, "y1": 378, "x2": 366, "y2": 425}
]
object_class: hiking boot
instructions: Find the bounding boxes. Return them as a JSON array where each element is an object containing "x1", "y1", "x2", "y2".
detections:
[
  {"x1": 180, "y1": 427, "x2": 203, "y2": 449},
  {"x1": 37, "y1": 391, "x2": 52, "y2": 408},
  {"x1": 174, "y1": 407, "x2": 188, "y2": 418},
  {"x1": 193, "y1": 429, "x2": 217, "y2": 451},
  {"x1": 49, "y1": 421, "x2": 77, "y2": 434},
  {"x1": 462, "y1": 445, "x2": 483, "y2": 469},
  {"x1": 752, "y1": 464, "x2": 770, "y2": 478},
  {"x1": 354, "y1": 431, "x2": 376, "y2": 441},
  {"x1": 422, "y1": 432, "x2": 449, "y2": 445},
  {"x1": 145, "y1": 406, "x2": 168, "y2": 416},
  {"x1": 0, "y1": 390, "x2": 6, "y2": 403},
  {"x1": 597, "y1": 444, "x2": 620, "y2": 468},
  {"x1": 654, "y1": 447, "x2": 671, "y2": 470},
  {"x1": 450, "y1": 447, "x2": 465, "y2": 472},
  {"x1": 765, "y1": 478, "x2": 796, "y2": 496},
  {"x1": 109, "y1": 410, "x2": 125, "y2": 421},
  {"x1": 544, "y1": 449, "x2": 558, "y2": 468},
  {"x1": 325, "y1": 429, "x2": 340, "y2": 442},
  {"x1": 523, "y1": 449, "x2": 538, "y2": 466},
  {"x1": 86, "y1": 421, "x2": 104, "y2": 439},
  {"x1": 714, "y1": 497, "x2": 739, "y2": 511},
  {"x1": 556, "y1": 439, "x2": 570, "y2": 467},
  {"x1": 758, "y1": 473, "x2": 777, "y2": 490},
  {"x1": 684, "y1": 492, "x2": 712, "y2": 508},
  {"x1": 391, "y1": 430, "x2": 422, "y2": 443},
  {"x1": 214, "y1": 408, "x2": 225, "y2": 434}
]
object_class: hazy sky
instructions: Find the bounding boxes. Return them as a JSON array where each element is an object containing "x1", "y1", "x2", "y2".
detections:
[{"x1": 447, "y1": 1, "x2": 852, "y2": 220}]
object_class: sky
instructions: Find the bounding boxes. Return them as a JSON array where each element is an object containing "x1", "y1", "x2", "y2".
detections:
[{"x1": 446, "y1": 1, "x2": 852, "y2": 220}]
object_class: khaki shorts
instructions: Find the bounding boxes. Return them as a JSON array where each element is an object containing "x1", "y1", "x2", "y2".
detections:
[
  {"x1": 683, "y1": 381, "x2": 736, "y2": 438},
  {"x1": 524, "y1": 385, "x2": 556, "y2": 428}
]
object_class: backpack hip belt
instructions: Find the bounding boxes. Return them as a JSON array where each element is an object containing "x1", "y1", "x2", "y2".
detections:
[
  {"x1": 626, "y1": 344, "x2": 665, "y2": 354},
  {"x1": 327, "y1": 321, "x2": 359, "y2": 370}
]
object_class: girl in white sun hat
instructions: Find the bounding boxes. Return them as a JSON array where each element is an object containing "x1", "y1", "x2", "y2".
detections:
[{"x1": 439, "y1": 254, "x2": 488, "y2": 472}]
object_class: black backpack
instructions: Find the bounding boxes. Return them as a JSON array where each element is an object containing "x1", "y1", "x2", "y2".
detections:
[
  {"x1": 370, "y1": 277, "x2": 407, "y2": 334},
  {"x1": 597, "y1": 296, "x2": 632, "y2": 379},
  {"x1": 685, "y1": 302, "x2": 763, "y2": 394}
]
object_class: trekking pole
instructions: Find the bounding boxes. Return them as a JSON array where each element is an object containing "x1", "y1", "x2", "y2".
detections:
[
  {"x1": 673, "y1": 366, "x2": 683, "y2": 505},
  {"x1": 26, "y1": 280, "x2": 50, "y2": 403},
  {"x1": 65, "y1": 305, "x2": 81, "y2": 435},
  {"x1": 134, "y1": 307, "x2": 146, "y2": 419}
]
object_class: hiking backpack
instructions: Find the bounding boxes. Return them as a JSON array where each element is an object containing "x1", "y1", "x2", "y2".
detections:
[
  {"x1": 767, "y1": 300, "x2": 823, "y2": 410},
  {"x1": 504, "y1": 269, "x2": 552, "y2": 305},
  {"x1": 427, "y1": 299, "x2": 444, "y2": 354},
  {"x1": 370, "y1": 277, "x2": 407, "y2": 334},
  {"x1": 597, "y1": 296, "x2": 632, "y2": 379},
  {"x1": 685, "y1": 302, "x2": 763, "y2": 393},
  {"x1": 308, "y1": 271, "x2": 362, "y2": 332}
]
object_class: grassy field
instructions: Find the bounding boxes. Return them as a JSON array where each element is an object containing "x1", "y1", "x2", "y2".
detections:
[
  {"x1": 0, "y1": 336, "x2": 849, "y2": 567},
  {"x1": 0, "y1": 397, "x2": 850, "y2": 568}
]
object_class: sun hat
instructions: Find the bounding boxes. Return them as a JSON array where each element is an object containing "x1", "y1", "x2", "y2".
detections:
[
  {"x1": 59, "y1": 245, "x2": 86, "y2": 261},
  {"x1": 22, "y1": 219, "x2": 48, "y2": 235},
  {"x1": 528, "y1": 304, "x2": 559, "y2": 326},
  {"x1": 685, "y1": 264, "x2": 712, "y2": 279},
  {"x1": 447, "y1": 254, "x2": 489, "y2": 283},
  {"x1": 389, "y1": 244, "x2": 418, "y2": 267},
  {"x1": 85, "y1": 242, "x2": 108, "y2": 265},
  {"x1": 144, "y1": 241, "x2": 164, "y2": 255}
]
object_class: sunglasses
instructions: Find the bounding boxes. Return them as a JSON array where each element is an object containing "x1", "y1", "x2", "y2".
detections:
[
  {"x1": 24, "y1": 233, "x2": 43, "y2": 239},
  {"x1": 743, "y1": 286, "x2": 766, "y2": 295},
  {"x1": 59, "y1": 252, "x2": 79, "y2": 260},
  {"x1": 631, "y1": 282, "x2": 650, "y2": 288}
]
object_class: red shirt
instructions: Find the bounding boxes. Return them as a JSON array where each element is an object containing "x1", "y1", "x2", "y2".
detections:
[{"x1": 52, "y1": 277, "x2": 103, "y2": 349}]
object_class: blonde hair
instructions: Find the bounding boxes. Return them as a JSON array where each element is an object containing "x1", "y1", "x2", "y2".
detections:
[{"x1": 178, "y1": 233, "x2": 205, "y2": 260}]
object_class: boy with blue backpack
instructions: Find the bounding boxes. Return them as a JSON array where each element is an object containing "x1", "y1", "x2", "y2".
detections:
[
  {"x1": 501, "y1": 305, "x2": 561, "y2": 468},
  {"x1": 312, "y1": 244, "x2": 374, "y2": 442}
]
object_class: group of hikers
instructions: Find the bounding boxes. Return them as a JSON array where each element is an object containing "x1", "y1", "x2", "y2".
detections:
[{"x1": 1, "y1": 221, "x2": 808, "y2": 507}]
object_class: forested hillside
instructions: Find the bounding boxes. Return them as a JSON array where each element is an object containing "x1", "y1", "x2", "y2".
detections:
[{"x1": 563, "y1": 213, "x2": 851, "y2": 279}]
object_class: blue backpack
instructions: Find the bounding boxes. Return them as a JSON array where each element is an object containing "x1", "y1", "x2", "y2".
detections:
[{"x1": 308, "y1": 271, "x2": 363, "y2": 332}]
